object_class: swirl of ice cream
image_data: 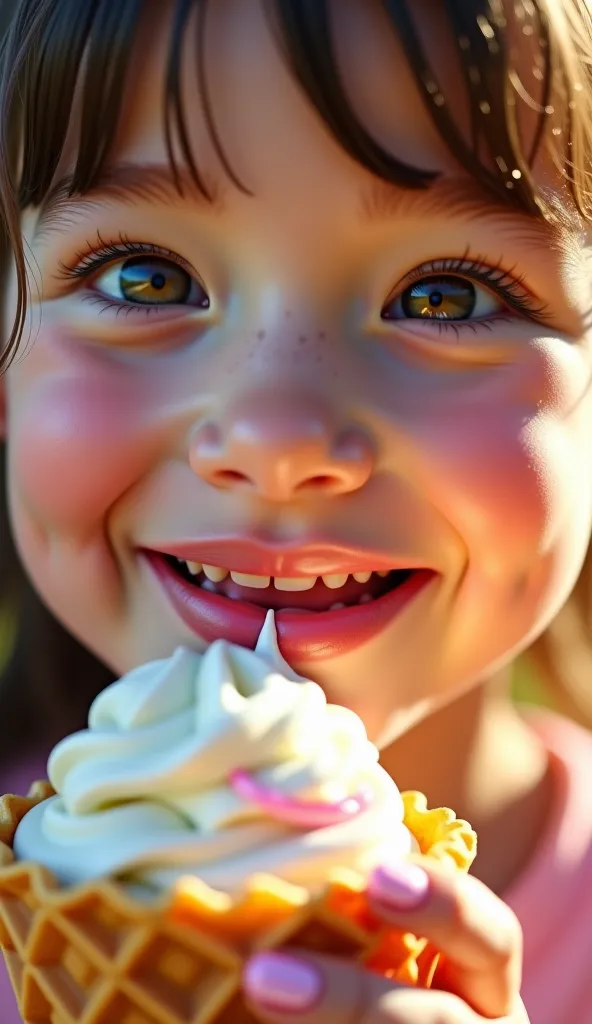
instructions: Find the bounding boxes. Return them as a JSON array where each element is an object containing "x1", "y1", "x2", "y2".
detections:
[{"x1": 15, "y1": 612, "x2": 416, "y2": 894}]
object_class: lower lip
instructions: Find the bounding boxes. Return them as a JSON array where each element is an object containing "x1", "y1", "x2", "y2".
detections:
[{"x1": 145, "y1": 553, "x2": 436, "y2": 662}]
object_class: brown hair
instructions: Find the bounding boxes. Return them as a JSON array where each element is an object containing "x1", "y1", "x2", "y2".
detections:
[{"x1": 1, "y1": 0, "x2": 592, "y2": 763}]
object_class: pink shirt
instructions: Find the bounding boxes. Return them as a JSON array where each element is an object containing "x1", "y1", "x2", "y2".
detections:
[
  {"x1": 504, "y1": 712, "x2": 592, "y2": 1022},
  {"x1": 1, "y1": 712, "x2": 591, "y2": 1023}
]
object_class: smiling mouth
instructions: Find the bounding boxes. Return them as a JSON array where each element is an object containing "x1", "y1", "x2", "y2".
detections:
[
  {"x1": 165, "y1": 556, "x2": 415, "y2": 612},
  {"x1": 145, "y1": 548, "x2": 436, "y2": 659}
]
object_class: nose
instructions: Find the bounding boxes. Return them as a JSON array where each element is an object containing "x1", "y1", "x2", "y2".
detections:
[{"x1": 189, "y1": 392, "x2": 374, "y2": 501}]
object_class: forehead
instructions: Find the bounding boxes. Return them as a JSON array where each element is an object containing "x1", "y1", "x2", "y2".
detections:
[
  {"x1": 43, "y1": 0, "x2": 569, "y2": 234},
  {"x1": 112, "y1": 0, "x2": 464, "y2": 195}
]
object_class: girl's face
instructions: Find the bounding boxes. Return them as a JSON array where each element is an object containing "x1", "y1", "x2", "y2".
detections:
[{"x1": 2, "y1": 0, "x2": 591, "y2": 742}]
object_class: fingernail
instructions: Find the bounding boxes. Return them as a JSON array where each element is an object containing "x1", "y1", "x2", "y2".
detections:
[
  {"x1": 369, "y1": 861, "x2": 430, "y2": 910},
  {"x1": 244, "y1": 952, "x2": 324, "y2": 1012}
]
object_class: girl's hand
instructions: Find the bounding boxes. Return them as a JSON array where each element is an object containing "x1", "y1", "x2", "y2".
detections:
[{"x1": 243, "y1": 857, "x2": 529, "y2": 1023}]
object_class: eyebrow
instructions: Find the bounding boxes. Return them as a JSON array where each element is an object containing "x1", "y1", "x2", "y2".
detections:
[
  {"x1": 33, "y1": 162, "x2": 226, "y2": 241},
  {"x1": 33, "y1": 160, "x2": 578, "y2": 249},
  {"x1": 360, "y1": 174, "x2": 584, "y2": 257},
  {"x1": 361, "y1": 175, "x2": 562, "y2": 231}
]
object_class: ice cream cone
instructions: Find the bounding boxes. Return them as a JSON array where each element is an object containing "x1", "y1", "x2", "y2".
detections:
[{"x1": 0, "y1": 783, "x2": 476, "y2": 1023}]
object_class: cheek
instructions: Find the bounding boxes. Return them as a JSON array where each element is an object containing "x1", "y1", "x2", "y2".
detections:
[
  {"x1": 10, "y1": 373, "x2": 160, "y2": 530},
  {"x1": 433, "y1": 410, "x2": 549, "y2": 560},
  {"x1": 404, "y1": 346, "x2": 592, "y2": 573},
  {"x1": 437, "y1": 349, "x2": 592, "y2": 574}
]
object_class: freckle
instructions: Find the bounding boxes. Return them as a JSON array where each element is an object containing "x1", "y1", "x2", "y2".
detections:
[
  {"x1": 257, "y1": 329, "x2": 266, "y2": 340},
  {"x1": 284, "y1": 309, "x2": 292, "y2": 319},
  {"x1": 298, "y1": 334, "x2": 307, "y2": 345},
  {"x1": 318, "y1": 331, "x2": 326, "y2": 340},
  {"x1": 513, "y1": 574, "x2": 529, "y2": 599},
  {"x1": 315, "y1": 353, "x2": 323, "y2": 363}
]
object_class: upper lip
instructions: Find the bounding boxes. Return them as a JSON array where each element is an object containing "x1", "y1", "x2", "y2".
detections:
[{"x1": 142, "y1": 537, "x2": 428, "y2": 577}]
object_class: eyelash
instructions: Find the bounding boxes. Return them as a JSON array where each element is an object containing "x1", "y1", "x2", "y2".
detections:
[
  {"x1": 385, "y1": 251, "x2": 550, "y2": 335},
  {"x1": 57, "y1": 232, "x2": 199, "y2": 315},
  {"x1": 57, "y1": 237, "x2": 549, "y2": 332}
]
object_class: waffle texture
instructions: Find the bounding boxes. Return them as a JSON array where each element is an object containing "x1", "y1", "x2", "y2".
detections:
[{"x1": 0, "y1": 784, "x2": 476, "y2": 1024}]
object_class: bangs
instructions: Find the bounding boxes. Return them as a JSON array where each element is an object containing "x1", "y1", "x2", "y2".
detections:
[{"x1": 0, "y1": 0, "x2": 581, "y2": 216}]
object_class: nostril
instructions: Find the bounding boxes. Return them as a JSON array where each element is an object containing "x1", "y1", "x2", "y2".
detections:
[
  {"x1": 299, "y1": 474, "x2": 335, "y2": 489},
  {"x1": 212, "y1": 469, "x2": 253, "y2": 488},
  {"x1": 295, "y1": 473, "x2": 343, "y2": 493}
]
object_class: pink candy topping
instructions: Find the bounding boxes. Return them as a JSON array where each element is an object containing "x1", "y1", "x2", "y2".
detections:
[{"x1": 229, "y1": 769, "x2": 372, "y2": 828}]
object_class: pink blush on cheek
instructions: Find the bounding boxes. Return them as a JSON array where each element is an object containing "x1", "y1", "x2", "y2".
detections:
[{"x1": 12, "y1": 376, "x2": 161, "y2": 528}]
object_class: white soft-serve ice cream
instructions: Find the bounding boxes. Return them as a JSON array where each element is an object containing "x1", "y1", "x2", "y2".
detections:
[{"x1": 15, "y1": 612, "x2": 417, "y2": 896}]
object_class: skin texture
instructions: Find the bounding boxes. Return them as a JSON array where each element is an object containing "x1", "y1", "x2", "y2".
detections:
[{"x1": 1, "y1": 0, "x2": 591, "y2": 1018}]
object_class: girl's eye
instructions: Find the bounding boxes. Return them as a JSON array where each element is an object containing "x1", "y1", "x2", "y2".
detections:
[
  {"x1": 94, "y1": 255, "x2": 209, "y2": 308},
  {"x1": 382, "y1": 274, "x2": 501, "y2": 322}
]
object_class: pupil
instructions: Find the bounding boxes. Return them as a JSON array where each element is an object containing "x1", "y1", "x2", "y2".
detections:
[
  {"x1": 395, "y1": 275, "x2": 476, "y2": 321},
  {"x1": 119, "y1": 256, "x2": 193, "y2": 305}
]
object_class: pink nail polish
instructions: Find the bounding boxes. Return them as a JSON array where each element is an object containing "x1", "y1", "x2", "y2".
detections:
[
  {"x1": 244, "y1": 952, "x2": 324, "y2": 1012},
  {"x1": 369, "y1": 861, "x2": 430, "y2": 910}
]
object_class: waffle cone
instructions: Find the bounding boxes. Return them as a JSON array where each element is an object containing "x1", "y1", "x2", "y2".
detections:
[{"x1": 0, "y1": 784, "x2": 476, "y2": 1024}]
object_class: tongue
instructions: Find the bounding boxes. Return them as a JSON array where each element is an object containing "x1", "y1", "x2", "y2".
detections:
[{"x1": 209, "y1": 573, "x2": 394, "y2": 611}]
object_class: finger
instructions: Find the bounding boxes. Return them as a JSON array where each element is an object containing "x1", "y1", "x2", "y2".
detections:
[
  {"x1": 242, "y1": 950, "x2": 502, "y2": 1024},
  {"x1": 366, "y1": 857, "x2": 522, "y2": 1017}
]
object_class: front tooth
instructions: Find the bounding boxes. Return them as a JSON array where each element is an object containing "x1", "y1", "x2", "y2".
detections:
[
  {"x1": 186, "y1": 560, "x2": 202, "y2": 576},
  {"x1": 230, "y1": 571, "x2": 271, "y2": 589},
  {"x1": 274, "y1": 576, "x2": 317, "y2": 591},
  {"x1": 322, "y1": 573, "x2": 348, "y2": 589},
  {"x1": 353, "y1": 570, "x2": 372, "y2": 584},
  {"x1": 202, "y1": 564, "x2": 229, "y2": 582}
]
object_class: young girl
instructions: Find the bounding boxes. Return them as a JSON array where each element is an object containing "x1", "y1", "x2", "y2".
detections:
[{"x1": 1, "y1": 0, "x2": 591, "y2": 1021}]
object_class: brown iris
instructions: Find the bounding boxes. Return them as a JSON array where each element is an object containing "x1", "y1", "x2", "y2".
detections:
[
  {"x1": 118, "y1": 256, "x2": 192, "y2": 305},
  {"x1": 401, "y1": 275, "x2": 475, "y2": 320}
]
